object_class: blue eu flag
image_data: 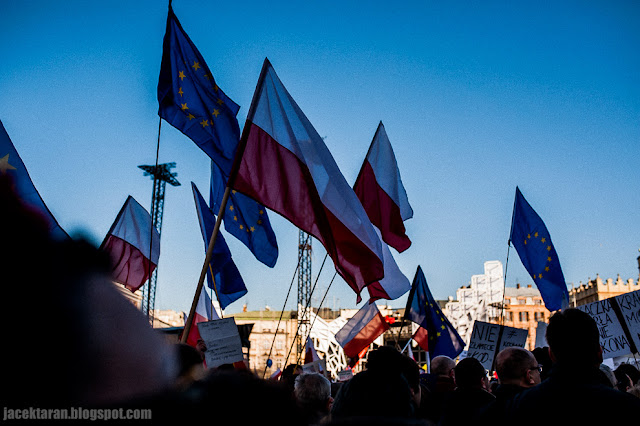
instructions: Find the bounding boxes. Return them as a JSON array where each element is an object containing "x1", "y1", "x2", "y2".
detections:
[
  {"x1": 210, "y1": 161, "x2": 278, "y2": 268},
  {"x1": 158, "y1": 6, "x2": 241, "y2": 177},
  {"x1": 0, "y1": 120, "x2": 68, "y2": 241},
  {"x1": 192, "y1": 182, "x2": 247, "y2": 310},
  {"x1": 405, "y1": 266, "x2": 465, "y2": 359},
  {"x1": 510, "y1": 187, "x2": 569, "y2": 311}
]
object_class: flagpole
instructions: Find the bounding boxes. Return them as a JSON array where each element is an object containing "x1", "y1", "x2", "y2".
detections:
[
  {"x1": 181, "y1": 185, "x2": 231, "y2": 343},
  {"x1": 146, "y1": 117, "x2": 163, "y2": 323},
  {"x1": 181, "y1": 60, "x2": 272, "y2": 344},
  {"x1": 501, "y1": 243, "x2": 511, "y2": 326}
]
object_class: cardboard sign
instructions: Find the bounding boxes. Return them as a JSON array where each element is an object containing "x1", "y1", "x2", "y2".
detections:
[
  {"x1": 301, "y1": 359, "x2": 326, "y2": 375},
  {"x1": 337, "y1": 369, "x2": 354, "y2": 382},
  {"x1": 614, "y1": 289, "x2": 640, "y2": 353},
  {"x1": 577, "y1": 298, "x2": 633, "y2": 358},
  {"x1": 534, "y1": 321, "x2": 548, "y2": 348},
  {"x1": 467, "y1": 321, "x2": 528, "y2": 371},
  {"x1": 197, "y1": 317, "x2": 244, "y2": 368}
]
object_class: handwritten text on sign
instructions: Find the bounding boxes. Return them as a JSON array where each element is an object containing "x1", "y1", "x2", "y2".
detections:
[
  {"x1": 578, "y1": 298, "x2": 631, "y2": 358},
  {"x1": 467, "y1": 321, "x2": 528, "y2": 371},
  {"x1": 198, "y1": 317, "x2": 244, "y2": 368},
  {"x1": 615, "y1": 289, "x2": 640, "y2": 354}
]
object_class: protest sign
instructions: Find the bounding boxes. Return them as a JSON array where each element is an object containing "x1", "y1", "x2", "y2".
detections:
[
  {"x1": 337, "y1": 369, "x2": 354, "y2": 382},
  {"x1": 197, "y1": 317, "x2": 244, "y2": 368},
  {"x1": 614, "y1": 289, "x2": 640, "y2": 354},
  {"x1": 302, "y1": 359, "x2": 327, "y2": 375},
  {"x1": 467, "y1": 321, "x2": 528, "y2": 371},
  {"x1": 534, "y1": 321, "x2": 548, "y2": 348},
  {"x1": 577, "y1": 298, "x2": 634, "y2": 358}
]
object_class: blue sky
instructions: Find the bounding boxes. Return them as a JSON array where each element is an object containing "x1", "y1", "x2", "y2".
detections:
[{"x1": 1, "y1": 0, "x2": 639, "y2": 315}]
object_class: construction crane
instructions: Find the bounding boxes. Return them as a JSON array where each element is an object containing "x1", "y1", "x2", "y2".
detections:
[
  {"x1": 138, "y1": 162, "x2": 180, "y2": 323},
  {"x1": 297, "y1": 230, "x2": 312, "y2": 360}
]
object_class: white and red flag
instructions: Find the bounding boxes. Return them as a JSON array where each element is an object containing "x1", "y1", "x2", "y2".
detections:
[
  {"x1": 231, "y1": 59, "x2": 384, "y2": 299},
  {"x1": 335, "y1": 302, "x2": 390, "y2": 358},
  {"x1": 101, "y1": 196, "x2": 160, "y2": 292},
  {"x1": 365, "y1": 227, "x2": 411, "y2": 302},
  {"x1": 304, "y1": 336, "x2": 321, "y2": 365},
  {"x1": 184, "y1": 287, "x2": 219, "y2": 347},
  {"x1": 354, "y1": 121, "x2": 413, "y2": 253}
]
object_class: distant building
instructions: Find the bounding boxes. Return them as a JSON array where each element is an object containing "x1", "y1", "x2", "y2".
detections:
[
  {"x1": 569, "y1": 274, "x2": 640, "y2": 307},
  {"x1": 501, "y1": 284, "x2": 548, "y2": 350}
]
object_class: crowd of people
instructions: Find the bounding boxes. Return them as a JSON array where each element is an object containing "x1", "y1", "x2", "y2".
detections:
[{"x1": 3, "y1": 175, "x2": 640, "y2": 425}]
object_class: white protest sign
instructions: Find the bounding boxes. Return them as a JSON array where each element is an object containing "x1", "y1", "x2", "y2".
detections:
[
  {"x1": 578, "y1": 298, "x2": 633, "y2": 358},
  {"x1": 614, "y1": 289, "x2": 640, "y2": 354},
  {"x1": 534, "y1": 321, "x2": 548, "y2": 348},
  {"x1": 337, "y1": 369, "x2": 354, "y2": 382},
  {"x1": 467, "y1": 321, "x2": 528, "y2": 371},
  {"x1": 467, "y1": 321, "x2": 501, "y2": 370},
  {"x1": 498, "y1": 326, "x2": 528, "y2": 352},
  {"x1": 197, "y1": 317, "x2": 244, "y2": 368},
  {"x1": 301, "y1": 359, "x2": 326, "y2": 375}
]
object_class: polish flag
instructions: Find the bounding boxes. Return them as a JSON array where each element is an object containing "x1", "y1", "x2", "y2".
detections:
[
  {"x1": 335, "y1": 302, "x2": 390, "y2": 358},
  {"x1": 304, "y1": 336, "x2": 321, "y2": 365},
  {"x1": 185, "y1": 287, "x2": 219, "y2": 347},
  {"x1": 101, "y1": 196, "x2": 160, "y2": 292},
  {"x1": 365, "y1": 227, "x2": 411, "y2": 302},
  {"x1": 231, "y1": 59, "x2": 384, "y2": 299},
  {"x1": 354, "y1": 122, "x2": 413, "y2": 253}
]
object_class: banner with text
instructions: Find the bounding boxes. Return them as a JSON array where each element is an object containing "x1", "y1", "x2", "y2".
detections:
[
  {"x1": 467, "y1": 321, "x2": 529, "y2": 371},
  {"x1": 198, "y1": 317, "x2": 245, "y2": 368}
]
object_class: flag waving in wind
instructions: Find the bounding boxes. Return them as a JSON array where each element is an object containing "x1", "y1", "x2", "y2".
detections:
[
  {"x1": 210, "y1": 161, "x2": 278, "y2": 268},
  {"x1": 101, "y1": 196, "x2": 160, "y2": 292},
  {"x1": 354, "y1": 121, "x2": 413, "y2": 253},
  {"x1": 0, "y1": 120, "x2": 68, "y2": 241},
  {"x1": 335, "y1": 302, "x2": 389, "y2": 358},
  {"x1": 158, "y1": 5, "x2": 241, "y2": 177},
  {"x1": 509, "y1": 187, "x2": 569, "y2": 311},
  {"x1": 192, "y1": 182, "x2": 247, "y2": 310},
  {"x1": 231, "y1": 59, "x2": 384, "y2": 299},
  {"x1": 405, "y1": 266, "x2": 465, "y2": 359}
]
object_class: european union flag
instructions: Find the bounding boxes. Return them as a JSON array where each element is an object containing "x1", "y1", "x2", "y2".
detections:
[
  {"x1": 0, "y1": 120, "x2": 68, "y2": 241},
  {"x1": 210, "y1": 161, "x2": 278, "y2": 268},
  {"x1": 405, "y1": 266, "x2": 465, "y2": 359},
  {"x1": 192, "y1": 182, "x2": 247, "y2": 310},
  {"x1": 158, "y1": 5, "x2": 241, "y2": 177},
  {"x1": 510, "y1": 187, "x2": 569, "y2": 311}
]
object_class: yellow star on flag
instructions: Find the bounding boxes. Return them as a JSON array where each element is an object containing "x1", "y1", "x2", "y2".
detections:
[
  {"x1": 178, "y1": 87, "x2": 183, "y2": 96},
  {"x1": 212, "y1": 109, "x2": 220, "y2": 118},
  {"x1": 181, "y1": 103, "x2": 188, "y2": 110},
  {"x1": 187, "y1": 113, "x2": 195, "y2": 120},
  {"x1": 217, "y1": 98, "x2": 224, "y2": 105},
  {"x1": 200, "y1": 119, "x2": 209, "y2": 128},
  {"x1": 178, "y1": 70, "x2": 185, "y2": 81},
  {"x1": 0, "y1": 154, "x2": 17, "y2": 174},
  {"x1": 192, "y1": 61, "x2": 201, "y2": 71}
]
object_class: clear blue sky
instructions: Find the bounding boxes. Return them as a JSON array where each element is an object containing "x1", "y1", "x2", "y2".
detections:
[{"x1": 1, "y1": 0, "x2": 638, "y2": 315}]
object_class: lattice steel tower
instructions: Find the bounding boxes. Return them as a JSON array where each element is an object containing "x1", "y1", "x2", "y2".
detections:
[
  {"x1": 138, "y1": 162, "x2": 180, "y2": 322},
  {"x1": 297, "y1": 230, "x2": 312, "y2": 360}
]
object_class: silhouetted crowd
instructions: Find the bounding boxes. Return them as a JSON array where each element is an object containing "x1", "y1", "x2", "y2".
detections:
[{"x1": 2, "y1": 175, "x2": 640, "y2": 425}]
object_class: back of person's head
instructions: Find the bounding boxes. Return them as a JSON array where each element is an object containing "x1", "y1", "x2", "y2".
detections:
[
  {"x1": 368, "y1": 346, "x2": 420, "y2": 392},
  {"x1": 454, "y1": 357, "x2": 487, "y2": 389},
  {"x1": 430, "y1": 355, "x2": 456, "y2": 377},
  {"x1": 0, "y1": 176, "x2": 177, "y2": 407},
  {"x1": 598, "y1": 364, "x2": 617, "y2": 388},
  {"x1": 294, "y1": 373, "x2": 332, "y2": 415},
  {"x1": 496, "y1": 347, "x2": 540, "y2": 386},
  {"x1": 616, "y1": 363, "x2": 640, "y2": 385},
  {"x1": 532, "y1": 346, "x2": 552, "y2": 381},
  {"x1": 331, "y1": 369, "x2": 414, "y2": 421},
  {"x1": 546, "y1": 308, "x2": 602, "y2": 367}
]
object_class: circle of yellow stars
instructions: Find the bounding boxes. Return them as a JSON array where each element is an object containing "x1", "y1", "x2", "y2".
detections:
[
  {"x1": 175, "y1": 61, "x2": 225, "y2": 127},
  {"x1": 524, "y1": 231, "x2": 553, "y2": 281}
]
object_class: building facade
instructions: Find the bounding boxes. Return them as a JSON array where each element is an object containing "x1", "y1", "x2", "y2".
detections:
[{"x1": 569, "y1": 275, "x2": 640, "y2": 307}]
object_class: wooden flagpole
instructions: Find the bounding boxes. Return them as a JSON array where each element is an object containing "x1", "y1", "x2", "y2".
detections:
[{"x1": 181, "y1": 185, "x2": 231, "y2": 343}]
